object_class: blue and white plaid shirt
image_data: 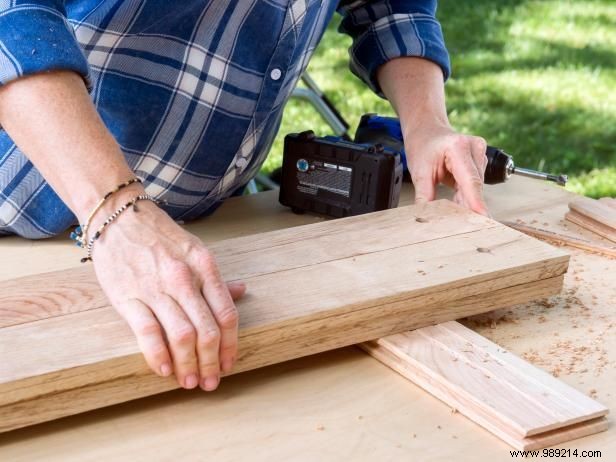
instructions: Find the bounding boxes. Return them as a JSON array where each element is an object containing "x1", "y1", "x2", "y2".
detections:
[{"x1": 0, "y1": 0, "x2": 449, "y2": 238}]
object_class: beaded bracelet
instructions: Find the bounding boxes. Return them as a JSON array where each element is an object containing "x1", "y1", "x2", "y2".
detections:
[
  {"x1": 70, "y1": 177, "x2": 142, "y2": 247},
  {"x1": 80, "y1": 194, "x2": 165, "y2": 263}
]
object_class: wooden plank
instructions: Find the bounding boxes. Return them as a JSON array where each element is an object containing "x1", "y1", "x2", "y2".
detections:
[
  {"x1": 598, "y1": 197, "x2": 616, "y2": 209},
  {"x1": 0, "y1": 200, "x2": 569, "y2": 432},
  {"x1": 504, "y1": 221, "x2": 616, "y2": 258},
  {"x1": 0, "y1": 274, "x2": 564, "y2": 433},
  {"x1": 569, "y1": 198, "x2": 616, "y2": 229},
  {"x1": 565, "y1": 211, "x2": 616, "y2": 243},
  {"x1": 361, "y1": 321, "x2": 608, "y2": 450},
  {"x1": 566, "y1": 197, "x2": 616, "y2": 243},
  {"x1": 517, "y1": 418, "x2": 609, "y2": 452},
  {"x1": 0, "y1": 200, "x2": 496, "y2": 328}
]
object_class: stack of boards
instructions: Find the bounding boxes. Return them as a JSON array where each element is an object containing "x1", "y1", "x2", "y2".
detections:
[
  {"x1": 0, "y1": 200, "x2": 607, "y2": 448},
  {"x1": 566, "y1": 197, "x2": 616, "y2": 243},
  {"x1": 363, "y1": 322, "x2": 608, "y2": 450}
]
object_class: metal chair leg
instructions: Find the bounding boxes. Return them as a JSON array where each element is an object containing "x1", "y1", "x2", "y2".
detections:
[{"x1": 247, "y1": 72, "x2": 349, "y2": 194}]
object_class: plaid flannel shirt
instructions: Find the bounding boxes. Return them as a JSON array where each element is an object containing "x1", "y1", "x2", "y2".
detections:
[{"x1": 0, "y1": 0, "x2": 450, "y2": 238}]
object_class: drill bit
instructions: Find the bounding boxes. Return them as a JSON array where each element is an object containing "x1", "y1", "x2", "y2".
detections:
[{"x1": 513, "y1": 167, "x2": 568, "y2": 186}]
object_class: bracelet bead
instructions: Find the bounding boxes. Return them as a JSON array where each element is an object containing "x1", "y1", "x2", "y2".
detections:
[{"x1": 79, "y1": 194, "x2": 164, "y2": 263}]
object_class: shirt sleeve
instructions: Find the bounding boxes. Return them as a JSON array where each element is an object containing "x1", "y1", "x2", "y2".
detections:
[
  {"x1": 337, "y1": 0, "x2": 451, "y2": 97},
  {"x1": 0, "y1": 1, "x2": 91, "y2": 90}
]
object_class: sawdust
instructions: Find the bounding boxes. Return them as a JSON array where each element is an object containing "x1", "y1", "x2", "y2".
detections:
[{"x1": 463, "y1": 250, "x2": 615, "y2": 380}]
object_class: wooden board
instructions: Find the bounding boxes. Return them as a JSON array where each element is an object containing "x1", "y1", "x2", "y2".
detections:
[
  {"x1": 566, "y1": 197, "x2": 616, "y2": 243},
  {"x1": 0, "y1": 200, "x2": 569, "y2": 432},
  {"x1": 504, "y1": 221, "x2": 616, "y2": 258},
  {"x1": 598, "y1": 197, "x2": 616, "y2": 209},
  {"x1": 361, "y1": 321, "x2": 608, "y2": 450}
]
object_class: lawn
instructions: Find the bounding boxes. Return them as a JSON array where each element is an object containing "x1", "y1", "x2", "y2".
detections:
[{"x1": 263, "y1": 0, "x2": 616, "y2": 198}]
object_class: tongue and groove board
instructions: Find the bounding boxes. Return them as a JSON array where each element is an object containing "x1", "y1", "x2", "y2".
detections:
[
  {"x1": 565, "y1": 197, "x2": 616, "y2": 243},
  {"x1": 361, "y1": 322, "x2": 608, "y2": 450},
  {"x1": 0, "y1": 200, "x2": 569, "y2": 432}
]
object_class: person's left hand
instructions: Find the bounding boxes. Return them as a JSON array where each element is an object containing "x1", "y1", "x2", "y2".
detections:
[{"x1": 403, "y1": 121, "x2": 489, "y2": 216}]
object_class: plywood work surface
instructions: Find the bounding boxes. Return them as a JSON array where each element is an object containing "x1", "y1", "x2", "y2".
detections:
[{"x1": 0, "y1": 177, "x2": 614, "y2": 461}]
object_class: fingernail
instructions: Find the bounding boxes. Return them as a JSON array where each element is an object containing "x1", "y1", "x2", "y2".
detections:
[
  {"x1": 185, "y1": 374, "x2": 199, "y2": 389},
  {"x1": 221, "y1": 359, "x2": 234, "y2": 373},
  {"x1": 160, "y1": 363, "x2": 172, "y2": 377},
  {"x1": 203, "y1": 375, "x2": 220, "y2": 391}
]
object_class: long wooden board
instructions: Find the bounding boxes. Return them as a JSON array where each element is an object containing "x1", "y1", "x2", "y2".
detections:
[
  {"x1": 361, "y1": 321, "x2": 608, "y2": 450},
  {"x1": 0, "y1": 200, "x2": 569, "y2": 432}
]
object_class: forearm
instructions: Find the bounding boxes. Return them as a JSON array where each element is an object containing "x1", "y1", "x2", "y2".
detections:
[
  {"x1": 376, "y1": 57, "x2": 489, "y2": 215},
  {"x1": 377, "y1": 57, "x2": 451, "y2": 138},
  {"x1": 0, "y1": 70, "x2": 138, "y2": 222}
]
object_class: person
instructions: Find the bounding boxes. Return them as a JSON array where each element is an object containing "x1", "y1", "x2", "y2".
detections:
[{"x1": 0, "y1": 1, "x2": 489, "y2": 392}]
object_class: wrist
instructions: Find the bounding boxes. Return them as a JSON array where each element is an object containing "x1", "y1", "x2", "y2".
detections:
[
  {"x1": 73, "y1": 174, "x2": 145, "y2": 225},
  {"x1": 82, "y1": 181, "x2": 147, "y2": 229},
  {"x1": 401, "y1": 118, "x2": 454, "y2": 150}
]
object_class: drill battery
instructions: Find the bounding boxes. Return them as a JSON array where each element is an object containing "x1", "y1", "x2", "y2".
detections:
[{"x1": 278, "y1": 130, "x2": 403, "y2": 217}]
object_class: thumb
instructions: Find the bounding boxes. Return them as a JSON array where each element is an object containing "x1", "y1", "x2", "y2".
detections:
[
  {"x1": 411, "y1": 172, "x2": 437, "y2": 204},
  {"x1": 226, "y1": 281, "x2": 247, "y2": 301}
]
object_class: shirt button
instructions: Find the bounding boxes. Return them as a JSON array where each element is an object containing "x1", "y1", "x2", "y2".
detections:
[
  {"x1": 270, "y1": 68, "x2": 282, "y2": 81},
  {"x1": 235, "y1": 157, "x2": 248, "y2": 169}
]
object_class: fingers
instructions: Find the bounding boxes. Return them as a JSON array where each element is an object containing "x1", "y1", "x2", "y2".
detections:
[
  {"x1": 116, "y1": 299, "x2": 172, "y2": 378},
  {"x1": 174, "y1": 288, "x2": 223, "y2": 392},
  {"x1": 447, "y1": 137, "x2": 489, "y2": 216},
  {"x1": 117, "y1": 252, "x2": 244, "y2": 392},
  {"x1": 411, "y1": 169, "x2": 436, "y2": 205},
  {"x1": 226, "y1": 281, "x2": 247, "y2": 301},
  {"x1": 197, "y1": 251, "x2": 240, "y2": 377},
  {"x1": 470, "y1": 137, "x2": 488, "y2": 184},
  {"x1": 148, "y1": 293, "x2": 200, "y2": 389}
]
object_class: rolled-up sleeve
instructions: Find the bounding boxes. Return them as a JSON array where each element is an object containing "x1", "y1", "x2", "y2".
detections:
[
  {"x1": 0, "y1": 1, "x2": 90, "y2": 89},
  {"x1": 338, "y1": 0, "x2": 450, "y2": 96}
]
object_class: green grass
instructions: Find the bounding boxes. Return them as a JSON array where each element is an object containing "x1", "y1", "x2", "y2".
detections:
[{"x1": 263, "y1": 0, "x2": 616, "y2": 198}]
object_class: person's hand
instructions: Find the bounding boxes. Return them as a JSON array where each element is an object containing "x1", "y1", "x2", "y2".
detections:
[
  {"x1": 404, "y1": 122, "x2": 489, "y2": 216},
  {"x1": 90, "y1": 194, "x2": 245, "y2": 391}
]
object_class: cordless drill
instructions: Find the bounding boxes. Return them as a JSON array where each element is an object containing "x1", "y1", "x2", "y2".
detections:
[
  {"x1": 355, "y1": 114, "x2": 568, "y2": 186},
  {"x1": 278, "y1": 114, "x2": 567, "y2": 218}
]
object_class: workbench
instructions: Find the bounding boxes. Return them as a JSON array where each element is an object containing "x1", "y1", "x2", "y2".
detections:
[{"x1": 0, "y1": 177, "x2": 613, "y2": 461}]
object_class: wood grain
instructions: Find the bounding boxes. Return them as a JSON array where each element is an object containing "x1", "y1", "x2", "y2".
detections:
[
  {"x1": 361, "y1": 321, "x2": 608, "y2": 450},
  {"x1": 0, "y1": 200, "x2": 569, "y2": 432},
  {"x1": 566, "y1": 197, "x2": 616, "y2": 243},
  {"x1": 0, "y1": 200, "x2": 494, "y2": 328},
  {"x1": 504, "y1": 221, "x2": 616, "y2": 258}
]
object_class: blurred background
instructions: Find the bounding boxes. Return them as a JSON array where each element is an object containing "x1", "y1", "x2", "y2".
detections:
[{"x1": 263, "y1": 0, "x2": 615, "y2": 198}]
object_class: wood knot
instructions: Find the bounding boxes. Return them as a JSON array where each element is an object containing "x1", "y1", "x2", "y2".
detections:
[
  {"x1": 415, "y1": 217, "x2": 429, "y2": 223},
  {"x1": 476, "y1": 247, "x2": 491, "y2": 253}
]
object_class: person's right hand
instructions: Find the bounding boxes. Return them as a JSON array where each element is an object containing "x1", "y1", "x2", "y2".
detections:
[{"x1": 90, "y1": 192, "x2": 245, "y2": 391}]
